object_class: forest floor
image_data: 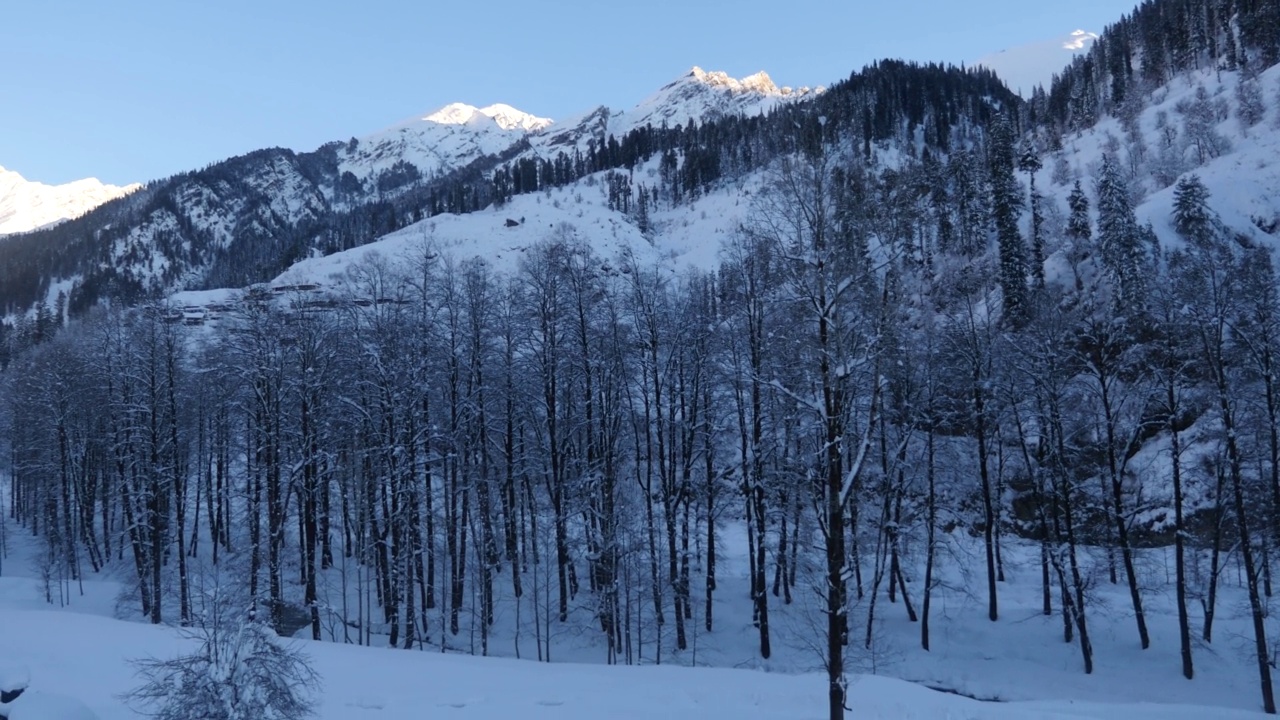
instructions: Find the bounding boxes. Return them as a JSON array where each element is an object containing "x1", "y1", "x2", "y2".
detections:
[{"x1": 0, "y1": 517, "x2": 1272, "y2": 719}]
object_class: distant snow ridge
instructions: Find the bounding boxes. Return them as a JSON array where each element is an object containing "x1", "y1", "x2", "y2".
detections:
[
  {"x1": 336, "y1": 102, "x2": 552, "y2": 183},
  {"x1": 422, "y1": 102, "x2": 553, "y2": 132},
  {"x1": 527, "y1": 66, "x2": 821, "y2": 158},
  {"x1": 0, "y1": 165, "x2": 140, "y2": 236},
  {"x1": 339, "y1": 66, "x2": 815, "y2": 189},
  {"x1": 688, "y1": 66, "x2": 782, "y2": 95},
  {"x1": 975, "y1": 29, "x2": 1100, "y2": 97},
  {"x1": 635, "y1": 66, "x2": 821, "y2": 129}
]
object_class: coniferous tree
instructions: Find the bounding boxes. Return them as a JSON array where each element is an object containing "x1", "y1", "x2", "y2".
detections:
[
  {"x1": 989, "y1": 114, "x2": 1029, "y2": 325},
  {"x1": 1094, "y1": 155, "x2": 1147, "y2": 312},
  {"x1": 1019, "y1": 141, "x2": 1046, "y2": 288},
  {"x1": 951, "y1": 150, "x2": 989, "y2": 257},
  {"x1": 1066, "y1": 181, "x2": 1092, "y2": 249},
  {"x1": 1173, "y1": 174, "x2": 1213, "y2": 240}
]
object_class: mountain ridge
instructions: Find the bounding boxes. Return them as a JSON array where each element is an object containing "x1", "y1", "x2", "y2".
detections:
[{"x1": 0, "y1": 165, "x2": 141, "y2": 237}]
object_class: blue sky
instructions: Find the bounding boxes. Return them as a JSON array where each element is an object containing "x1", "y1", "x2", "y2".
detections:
[{"x1": 1, "y1": 1, "x2": 1132, "y2": 186}]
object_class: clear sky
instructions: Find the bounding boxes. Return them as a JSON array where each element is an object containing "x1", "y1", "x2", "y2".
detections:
[{"x1": 1, "y1": 1, "x2": 1133, "y2": 186}]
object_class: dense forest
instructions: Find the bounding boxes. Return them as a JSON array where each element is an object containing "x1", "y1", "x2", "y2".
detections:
[{"x1": 3, "y1": 2, "x2": 1280, "y2": 720}]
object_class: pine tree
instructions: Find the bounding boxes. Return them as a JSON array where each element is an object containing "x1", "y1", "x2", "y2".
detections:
[
  {"x1": 1094, "y1": 155, "x2": 1147, "y2": 311},
  {"x1": 1066, "y1": 181, "x2": 1092, "y2": 246},
  {"x1": 634, "y1": 183, "x2": 652, "y2": 235},
  {"x1": 1019, "y1": 141, "x2": 1046, "y2": 289},
  {"x1": 951, "y1": 150, "x2": 988, "y2": 256},
  {"x1": 1173, "y1": 174, "x2": 1213, "y2": 242},
  {"x1": 989, "y1": 114, "x2": 1029, "y2": 324}
]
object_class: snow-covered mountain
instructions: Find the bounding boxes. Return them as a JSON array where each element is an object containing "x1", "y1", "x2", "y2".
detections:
[
  {"x1": 612, "y1": 65, "x2": 817, "y2": 133},
  {"x1": 0, "y1": 165, "x2": 140, "y2": 236},
  {"x1": 532, "y1": 66, "x2": 820, "y2": 156},
  {"x1": 336, "y1": 102, "x2": 552, "y2": 182},
  {"x1": 329, "y1": 65, "x2": 807, "y2": 188},
  {"x1": 975, "y1": 29, "x2": 1099, "y2": 96}
]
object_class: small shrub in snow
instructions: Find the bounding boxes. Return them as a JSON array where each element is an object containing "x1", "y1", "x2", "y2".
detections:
[
  {"x1": 124, "y1": 620, "x2": 319, "y2": 720},
  {"x1": 1237, "y1": 75, "x2": 1266, "y2": 129},
  {"x1": 1176, "y1": 85, "x2": 1230, "y2": 164},
  {"x1": 1051, "y1": 156, "x2": 1073, "y2": 186}
]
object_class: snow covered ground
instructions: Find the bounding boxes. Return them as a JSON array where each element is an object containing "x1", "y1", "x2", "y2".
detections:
[
  {"x1": 0, "y1": 506, "x2": 1270, "y2": 719},
  {"x1": 0, "y1": 603, "x2": 1266, "y2": 720}
]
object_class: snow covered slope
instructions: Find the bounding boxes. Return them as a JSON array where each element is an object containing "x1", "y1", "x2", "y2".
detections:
[
  {"x1": 1044, "y1": 63, "x2": 1280, "y2": 257},
  {"x1": 336, "y1": 103, "x2": 552, "y2": 182},
  {"x1": 975, "y1": 29, "x2": 1099, "y2": 96},
  {"x1": 0, "y1": 165, "x2": 139, "y2": 236},
  {"x1": 256, "y1": 160, "x2": 760, "y2": 296}
]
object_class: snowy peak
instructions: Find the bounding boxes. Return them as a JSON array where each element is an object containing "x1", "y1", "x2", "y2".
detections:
[
  {"x1": 0, "y1": 164, "x2": 140, "y2": 236},
  {"x1": 337, "y1": 102, "x2": 550, "y2": 184},
  {"x1": 619, "y1": 66, "x2": 819, "y2": 134},
  {"x1": 422, "y1": 102, "x2": 492, "y2": 126},
  {"x1": 342, "y1": 67, "x2": 819, "y2": 187},
  {"x1": 421, "y1": 102, "x2": 552, "y2": 132},
  {"x1": 477, "y1": 103, "x2": 553, "y2": 132},
  {"x1": 522, "y1": 65, "x2": 822, "y2": 166},
  {"x1": 687, "y1": 66, "x2": 781, "y2": 95},
  {"x1": 682, "y1": 66, "x2": 819, "y2": 99}
]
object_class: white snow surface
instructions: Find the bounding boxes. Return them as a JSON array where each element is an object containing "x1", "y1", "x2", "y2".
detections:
[
  {"x1": 0, "y1": 522, "x2": 1270, "y2": 719},
  {"x1": 0, "y1": 597, "x2": 1264, "y2": 720},
  {"x1": 249, "y1": 152, "x2": 763, "y2": 300},
  {"x1": 0, "y1": 667, "x2": 29, "y2": 694},
  {"x1": 1, "y1": 690, "x2": 100, "y2": 720},
  {"x1": 0, "y1": 165, "x2": 139, "y2": 236},
  {"x1": 975, "y1": 29, "x2": 1099, "y2": 96}
]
